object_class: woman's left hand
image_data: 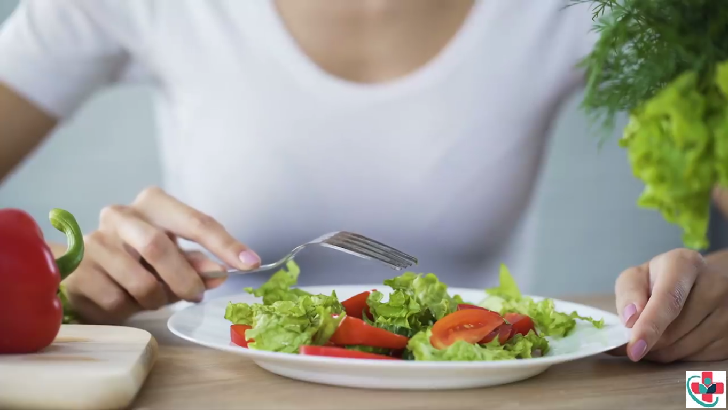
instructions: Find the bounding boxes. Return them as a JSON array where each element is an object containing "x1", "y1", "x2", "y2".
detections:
[{"x1": 614, "y1": 248, "x2": 728, "y2": 362}]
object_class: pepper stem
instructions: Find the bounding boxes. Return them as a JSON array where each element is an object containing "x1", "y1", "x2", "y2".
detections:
[{"x1": 50, "y1": 208, "x2": 84, "y2": 279}]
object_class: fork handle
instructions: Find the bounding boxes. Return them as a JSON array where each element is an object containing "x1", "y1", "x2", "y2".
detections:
[{"x1": 199, "y1": 263, "x2": 278, "y2": 280}]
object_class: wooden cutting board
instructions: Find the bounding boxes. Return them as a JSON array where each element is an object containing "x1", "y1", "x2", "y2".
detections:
[{"x1": 0, "y1": 325, "x2": 158, "y2": 410}]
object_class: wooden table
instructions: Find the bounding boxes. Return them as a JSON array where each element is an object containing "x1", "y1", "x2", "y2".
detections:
[{"x1": 126, "y1": 295, "x2": 725, "y2": 410}]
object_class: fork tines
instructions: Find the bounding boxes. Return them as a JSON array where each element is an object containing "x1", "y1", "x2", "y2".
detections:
[{"x1": 325, "y1": 232, "x2": 418, "y2": 270}]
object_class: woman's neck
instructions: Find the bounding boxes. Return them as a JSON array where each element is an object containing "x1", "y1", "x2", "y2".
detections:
[{"x1": 274, "y1": 0, "x2": 476, "y2": 83}]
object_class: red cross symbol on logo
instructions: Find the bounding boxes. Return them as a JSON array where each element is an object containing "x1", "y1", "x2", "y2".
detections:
[{"x1": 691, "y1": 372, "x2": 725, "y2": 403}]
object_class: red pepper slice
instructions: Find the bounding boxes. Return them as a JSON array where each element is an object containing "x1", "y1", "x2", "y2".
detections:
[
  {"x1": 329, "y1": 316, "x2": 409, "y2": 349},
  {"x1": 230, "y1": 324, "x2": 253, "y2": 348},
  {"x1": 430, "y1": 309, "x2": 504, "y2": 350},
  {"x1": 479, "y1": 324, "x2": 514, "y2": 344},
  {"x1": 504, "y1": 313, "x2": 537, "y2": 336},
  {"x1": 300, "y1": 345, "x2": 399, "y2": 360},
  {"x1": 341, "y1": 290, "x2": 376, "y2": 320},
  {"x1": 0, "y1": 208, "x2": 85, "y2": 354}
]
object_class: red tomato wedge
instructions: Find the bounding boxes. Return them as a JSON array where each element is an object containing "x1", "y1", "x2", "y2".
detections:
[
  {"x1": 230, "y1": 324, "x2": 253, "y2": 348},
  {"x1": 300, "y1": 345, "x2": 399, "y2": 360},
  {"x1": 330, "y1": 316, "x2": 409, "y2": 349},
  {"x1": 504, "y1": 313, "x2": 537, "y2": 336},
  {"x1": 341, "y1": 290, "x2": 376, "y2": 320},
  {"x1": 430, "y1": 309, "x2": 504, "y2": 350},
  {"x1": 479, "y1": 324, "x2": 513, "y2": 344}
]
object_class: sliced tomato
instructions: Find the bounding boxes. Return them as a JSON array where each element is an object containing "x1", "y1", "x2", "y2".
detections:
[
  {"x1": 430, "y1": 309, "x2": 504, "y2": 350},
  {"x1": 300, "y1": 345, "x2": 399, "y2": 360},
  {"x1": 504, "y1": 313, "x2": 537, "y2": 336},
  {"x1": 230, "y1": 324, "x2": 253, "y2": 348},
  {"x1": 330, "y1": 316, "x2": 409, "y2": 349},
  {"x1": 479, "y1": 323, "x2": 513, "y2": 344},
  {"x1": 341, "y1": 290, "x2": 375, "y2": 320}
]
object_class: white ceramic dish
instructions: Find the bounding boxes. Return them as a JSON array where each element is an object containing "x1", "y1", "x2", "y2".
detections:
[{"x1": 168, "y1": 285, "x2": 629, "y2": 390}]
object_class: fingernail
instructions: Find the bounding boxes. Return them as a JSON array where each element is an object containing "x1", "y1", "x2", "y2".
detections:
[
  {"x1": 622, "y1": 303, "x2": 637, "y2": 324},
  {"x1": 629, "y1": 339, "x2": 647, "y2": 361},
  {"x1": 239, "y1": 249, "x2": 261, "y2": 268}
]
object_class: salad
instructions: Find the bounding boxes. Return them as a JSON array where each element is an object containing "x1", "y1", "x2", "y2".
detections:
[{"x1": 224, "y1": 262, "x2": 604, "y2": 361}]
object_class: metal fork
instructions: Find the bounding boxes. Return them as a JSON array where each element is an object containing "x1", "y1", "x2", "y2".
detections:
[{"x1": 199, "y1": 231, "x2": 418, "y2": 279}]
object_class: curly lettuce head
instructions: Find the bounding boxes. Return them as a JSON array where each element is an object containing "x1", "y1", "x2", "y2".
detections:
[{"x1": 618, "y1": 61, "x2": 728, "y2": 250}]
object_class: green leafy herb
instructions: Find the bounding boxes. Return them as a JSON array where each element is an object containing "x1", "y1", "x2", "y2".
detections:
[
  {"x1": 572, "y1": 0, "x2": 728, "y2": 133},
  {"x1": 569, "y1": 0, "x2": 728, "y2": 249}
]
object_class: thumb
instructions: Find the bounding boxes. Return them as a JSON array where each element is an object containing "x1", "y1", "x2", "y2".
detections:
[
  {"x1": 614, "y1": 264, "x2": 650, "y2": 328},
  {"x1": 185, "y1": 250, "x2": 228, "y2": 290}
]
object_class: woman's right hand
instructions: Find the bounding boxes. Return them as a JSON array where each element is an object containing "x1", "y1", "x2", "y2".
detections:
[{"x1": 61, "y1": 186, "x2": 261, "y2": 325}]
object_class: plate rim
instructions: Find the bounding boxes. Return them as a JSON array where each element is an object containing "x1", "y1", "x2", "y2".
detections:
[{"x1": 167, "y1": 285, "x2": 629, "y2": 369}]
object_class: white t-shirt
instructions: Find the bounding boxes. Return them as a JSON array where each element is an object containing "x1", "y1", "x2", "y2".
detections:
[{"x1": 0, "y1": 0, "x2": 596, "y2": 295}]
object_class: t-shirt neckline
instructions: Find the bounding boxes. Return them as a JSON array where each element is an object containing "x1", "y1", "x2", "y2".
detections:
[{"x1": 256, "y1": 0, "x2": 492, "y2": 101}]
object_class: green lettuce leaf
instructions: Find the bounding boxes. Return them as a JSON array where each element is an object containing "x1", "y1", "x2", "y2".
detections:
[
  {"x1": 619, "y1": 70, "x2": 716, "y2": 250},
  {"x1": 367, "y1": 272, "x2": 462, "y2": 335},
  {"x1": 485, "y1": 264, "x2": 522, "y2": 299},
  {"x1": 224, "y1": 292, "x2": 344, "y2": 353},
  {"x1": 243, "y1": 261, "x2": 310, "y2": 305},
  {"x1": 367, "y1": 289, "x2": 424, "y2": 330},
  {"x1": 406, "y1": 329, "x2": 549, "y2": 361},
  {"x1": 481, "y1": 264, "x2": 604, "y2": 337}
]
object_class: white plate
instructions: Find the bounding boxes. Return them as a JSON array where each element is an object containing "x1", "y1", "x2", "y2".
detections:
[{"x1": 168, "y1": 285, "x2": 629, "y2": 390}]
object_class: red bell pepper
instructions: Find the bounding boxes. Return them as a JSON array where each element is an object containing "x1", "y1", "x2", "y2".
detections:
[
  {"x1": 299, "y1": 345, "x2": 399, "y2": 360},
  {"x1": 341, "y1": 290, "x2": 376, "y2": 320},
  {"x1": 230, "y1": 324, "x2": 253, "y2": 348},
  {"x1": 329, "y1": 316, "x2": 409, "y2": 349},
  {"x1": 0, "y1": 208, "x2": 84, "y2": 354}
]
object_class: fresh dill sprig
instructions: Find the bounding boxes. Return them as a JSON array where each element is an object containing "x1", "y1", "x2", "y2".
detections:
[{"x1": 571, "y1": 0, "x2": 728, "y2": 133}]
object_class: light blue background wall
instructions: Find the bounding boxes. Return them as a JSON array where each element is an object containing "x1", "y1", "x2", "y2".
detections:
[{"x1": 0, "y1": 0, "x2": 688, "y2": 295}]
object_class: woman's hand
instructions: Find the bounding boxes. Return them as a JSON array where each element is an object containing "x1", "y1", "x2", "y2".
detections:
[
  {"x1": 614, "y1": 248, "x2": 728, "y2": 362},
  {"x1": 62, "y1": 186, "x2": 261, "y2": 325}
]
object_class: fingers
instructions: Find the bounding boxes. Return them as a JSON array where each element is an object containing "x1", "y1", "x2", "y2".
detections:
[
  {"x1": 629, "y1": 249, "x2": 703, "y2": 361},
  {"x1": 185, "y1": 250, "x2": 228, "y2": 290},
  {"x1": 646, "y1": 307, "x2": 728, "y2": 363},
  {"x1": 85, "y1": 232, "x2": 168, "y2": 310},
  {"x1": 63, "y1": 261, "x2": 140, "y2": 325},
  {"x1": 682, "y1": 336, "x2": 728, "y2": 362},
  {"x1": 133, "y1": 187, "x2": 260, "y2": 270},
  {"x1": 100, "y1": 204, "x2": 206, "y2": 302},
  {"x1": 615, "y1": 264, "x2": 649, "y2": 328},
  {"x1": 650, "y1": 270, "x2": 722, "y2": 351}
]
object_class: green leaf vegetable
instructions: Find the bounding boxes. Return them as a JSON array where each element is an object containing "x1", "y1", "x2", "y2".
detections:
[
  {"x1": 570, "y1": 0, "x2": 728, "y2": 249},
  {"x1": 225, "y1": 262, "x2": 344, "y2": 353},
  {"x1": 480, "y1": 264, "x2": 604, "y2": 337},
  {"x1": 243, "y1": 260, "x2": 311, "y2": 304},
  {"x1": 407, "y1": 329, "x2": 549, "y2": 361},
  {"x1": 366, "y1": 272, "x2": 463, "y2": 336},
  {"x1": 224, "y1": 261, "x2": 604, "y2": 360}
]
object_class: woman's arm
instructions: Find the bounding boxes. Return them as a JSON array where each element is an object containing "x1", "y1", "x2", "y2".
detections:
[
  {"x1": 0, "y1": 0, "x2": 132, "y2": 182},
  {"x1": 0, "y1": 82, "x2": 57, "y2": 182}
]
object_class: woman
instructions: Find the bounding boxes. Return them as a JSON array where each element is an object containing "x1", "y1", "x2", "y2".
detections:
[{"x1": 0, "y1": 0, "x2": 726, "y2": 363}]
